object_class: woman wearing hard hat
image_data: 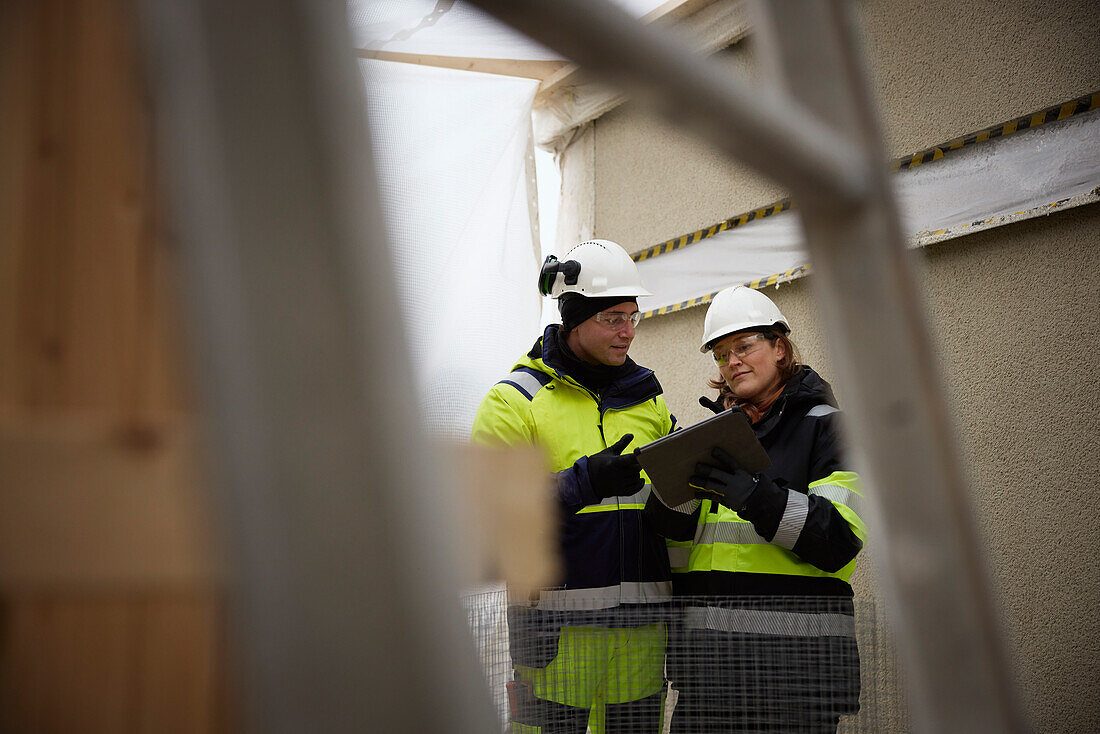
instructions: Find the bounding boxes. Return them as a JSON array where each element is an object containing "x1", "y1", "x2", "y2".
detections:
[{"x1": 662, "y1": 285, "x2": 869, "y2": 734}]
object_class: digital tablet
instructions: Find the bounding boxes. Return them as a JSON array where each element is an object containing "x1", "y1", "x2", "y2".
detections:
[{"x1": 635, "y1": 408, "x2": 770, "y2": 507}]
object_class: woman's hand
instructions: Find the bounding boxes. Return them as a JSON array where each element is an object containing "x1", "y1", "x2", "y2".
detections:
[
  {"x1": 689, "y1": 447, "x2": 759, "y2": 510},
  {"x1": 698, "y1": 395, "x2": 726, "y2": 414}
]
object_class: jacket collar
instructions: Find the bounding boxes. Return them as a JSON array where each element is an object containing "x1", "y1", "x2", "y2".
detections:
[
  {"x1": 753, "y1": 366, "x2": 837, "y2": 437},
  {"x1": 524, "y1": 325, "x2": 663, "y2": 411}
]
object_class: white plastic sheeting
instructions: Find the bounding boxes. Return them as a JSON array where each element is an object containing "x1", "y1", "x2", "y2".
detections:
[
  {"x1": 636, "y1": 109, "x2": 1100, "y2": 314},
  {"x1": 360, "y1": 60, "x2": 542, "y2": 438},
  {"x1": 637, "y1": 216, "x2": 807, "y2": 312},
  {"x1": 349, "y1": 1, "x2": 557, "y2": 59},
  {"x1": 348, "y1": 0, "x2": 667, "y2": 58},
  {"x1": 897, "y1": 110, "x2": 1100, "y2": 236}
]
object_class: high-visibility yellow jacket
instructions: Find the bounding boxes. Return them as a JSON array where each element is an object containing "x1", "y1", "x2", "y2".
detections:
[
  {"x1": 471, "y1": 325, "x2": 677, "y2": 610},
  {"x1": 654, "y1": 366, "x2": 867, "y2": 723},
  {"x1": 655, "y1": 366, "x2": 868, "y2": 624}
]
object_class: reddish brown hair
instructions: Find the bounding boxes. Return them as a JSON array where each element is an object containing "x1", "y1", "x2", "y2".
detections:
[{"x1": 705, "y1": 329, "x2": 801, "y2": 409}]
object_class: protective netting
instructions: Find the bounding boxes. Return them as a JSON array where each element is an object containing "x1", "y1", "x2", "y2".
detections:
[{"x1": 462, "y1": 589, "x2": 901, "y2": 734}]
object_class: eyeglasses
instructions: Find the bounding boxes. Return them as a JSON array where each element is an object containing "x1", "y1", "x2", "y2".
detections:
[
  {"x1": 712, "y1": 333, "x2": 770, "y2": 366},
  {"x1": 594, "y1": 311, "x2": 642, "y2": 329}
]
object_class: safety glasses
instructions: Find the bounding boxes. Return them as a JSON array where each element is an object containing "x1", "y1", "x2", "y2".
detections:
[
  {"x1": 712, "y1": 333, "x2": 770, "y2": 366},
  {"x1": 594, "y1": 311, "x2": 642, "y2": 329}
]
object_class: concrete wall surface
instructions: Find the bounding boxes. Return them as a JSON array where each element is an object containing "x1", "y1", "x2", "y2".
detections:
[
  {"x1": 594, "y1": 0, "x2": 1100, "y2": 249},
  {"x1": 590, "y1": 1, "x2": 1100, "y2": 731}
]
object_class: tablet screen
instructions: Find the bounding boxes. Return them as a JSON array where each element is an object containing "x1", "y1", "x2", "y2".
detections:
[{"x1": 636, "y1": 408, "x2": 770, "y2": 507}]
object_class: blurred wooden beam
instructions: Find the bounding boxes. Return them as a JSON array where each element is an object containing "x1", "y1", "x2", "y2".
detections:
[
  {"x1": 0, "y1": 0, "x2": 186, "y2": 417},
  {"x1": 0, "y1": 0, "x2": 233, "y2": 731},
  {"x1": 0, "y1": 416, "x2": 222, "y2": 585},
  {"x1": 355, "y1": 49, "x2": 569, "y2": 80},
  {"x1": 534, "y1": 0, "x2": 751, "y2": 152},
  {"x1": 536, "y1": 0, "x2": 745, "y2": 97}
]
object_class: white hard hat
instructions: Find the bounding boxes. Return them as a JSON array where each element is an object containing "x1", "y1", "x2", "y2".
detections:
[
  {"x1": 699, "y1": 285, "x2": 789, "y2": 352},
  {"x1": 538, "y1": 239, "x2": 652, "y2": 299}
]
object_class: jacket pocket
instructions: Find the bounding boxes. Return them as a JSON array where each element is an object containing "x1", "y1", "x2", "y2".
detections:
[{"x1": 507, "y1": 606, "x2": 564, "y2": 669}]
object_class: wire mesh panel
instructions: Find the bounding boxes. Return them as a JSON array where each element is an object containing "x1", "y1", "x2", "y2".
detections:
[
  {"x1": 461, "y1": 590, "x2": 903, "y2": 734},
  {"x1": 463, "y1": 584, "x2": 516, "y2": 727}
]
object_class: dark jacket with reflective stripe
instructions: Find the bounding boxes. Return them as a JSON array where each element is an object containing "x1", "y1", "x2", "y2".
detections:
[
  {"x1": 658, "y1": 366, "x2": 867, "y2": 599},
  {"x1": 471, "y1": 325, "x2": 676, "y2": 608}
]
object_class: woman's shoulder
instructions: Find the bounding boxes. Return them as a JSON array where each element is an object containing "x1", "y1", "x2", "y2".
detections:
[{"x1": 786, "y1": 365, "x2": 839, "y2": 410}]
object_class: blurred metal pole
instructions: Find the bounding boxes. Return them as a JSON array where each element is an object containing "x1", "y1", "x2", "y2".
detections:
[
  {"x1": 468, "y1": 0, "x2": 870, "y2": 208},
  {"x1": 468, "y1": 0, "x2": 1031, "y2": 732},
  {"x1": 749, "y1": 3, "x2": 1029, "y2": 732},
  {"x1": 136, "y1": 0, "x2": 497, "y2": 732}
]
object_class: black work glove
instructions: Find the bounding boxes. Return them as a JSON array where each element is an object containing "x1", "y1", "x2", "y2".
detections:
[
  {"x1": 698, "y1": 395, "x2": 726, "y2": 415},
  {"x1": 689, "y1": 446, "x2": 759, "y2": 510},
  {"x1": 586, "y1": 434, "x2": 644, "y2": 499}
]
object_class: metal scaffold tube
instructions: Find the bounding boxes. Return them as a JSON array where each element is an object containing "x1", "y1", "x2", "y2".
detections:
[
  {"x1": 468, "y1": 0, "x2": 871, "y2": 209},
  {"x1": 137, "y1": 0, "x2": 498, "y2": 731},
  {"x1": 750, "y1": 3, "x2": 1030, "y2": 732}
]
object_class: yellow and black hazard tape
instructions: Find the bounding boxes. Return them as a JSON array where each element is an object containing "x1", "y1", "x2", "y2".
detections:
[
  {"x1": 892, "y1": 91, "x2": 1099, "y2": 171},
  {"x1": 640, "y1": 265, "x2": 811, "y2": 320},
  {"x1": 916, "y1": 193, "x2": 1089, "y2": 242},
  {"x1": 640, "y1": 187, "x2": 1097, "y2": 320},
  {"x1": 632, "y1": 199, "x2": 794, "y2": 263},
  {"x1": 631, "y1": 90, "x2": 1099, "y2": 267}
]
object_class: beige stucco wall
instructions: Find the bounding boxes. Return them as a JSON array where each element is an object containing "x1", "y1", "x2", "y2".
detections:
[
  {"x1": 595, "y1": 1, "x2": 1100, "y2": 248},
  {"x1": 588, "y1": 1, "x2": 1100, "y2": 731}
]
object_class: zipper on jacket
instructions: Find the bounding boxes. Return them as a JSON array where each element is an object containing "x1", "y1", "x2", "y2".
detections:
[{"x1": 597, "y1": 399, "x2": 627, "y2": 606}]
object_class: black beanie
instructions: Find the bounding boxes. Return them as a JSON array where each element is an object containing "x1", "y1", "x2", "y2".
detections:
[{"x1": 559, "y1": 294, "x2": 638, "y2": 333}]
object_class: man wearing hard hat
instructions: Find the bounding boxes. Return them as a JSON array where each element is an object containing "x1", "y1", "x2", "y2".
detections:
[{"x1": 472, "y1": 239, "x2": 675, "y2": 734}]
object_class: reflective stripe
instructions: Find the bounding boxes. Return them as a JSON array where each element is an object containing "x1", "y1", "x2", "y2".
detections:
[
  {"x1": 577, "y1": 485, "x2": 652, "y2": 514},
  {"x1": 772, "y1": 489, "x2": 809, "y2": 550},
  {"x1": 671, "y1": 498, "x2": 698, "y2": 514},
  {"x1": 577, "y1": 504, "x2": 645, "y2": 513},
  {"x1": 601, "y1": 485, "x2": 651, "y2": 506},
  {"x1": 810, "y1": 483, "x2": 865, "y2": 519},
  {"x1": 806, "y1": 404, "x2": 839, "y2": 418},
  {"x1": 697, "y1": 520, "x2": 769, "y2": 545},
  {"x1": 501, "y1": 370, "x2": 547, "y2": 401},
  {"x1": 667, "y1": 547, "x2": 690, "y2": 569},
  {"x1": 537, "y1": 581, "x2": 673, "y2": 610},
  {"x1": 685, "y1": 606, "x2": 855, "y2": 637}
]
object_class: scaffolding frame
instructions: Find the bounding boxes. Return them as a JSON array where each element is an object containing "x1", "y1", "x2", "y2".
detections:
[{"x1": 137, "y1": 0, "x2": 1029, "y2": 731}]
